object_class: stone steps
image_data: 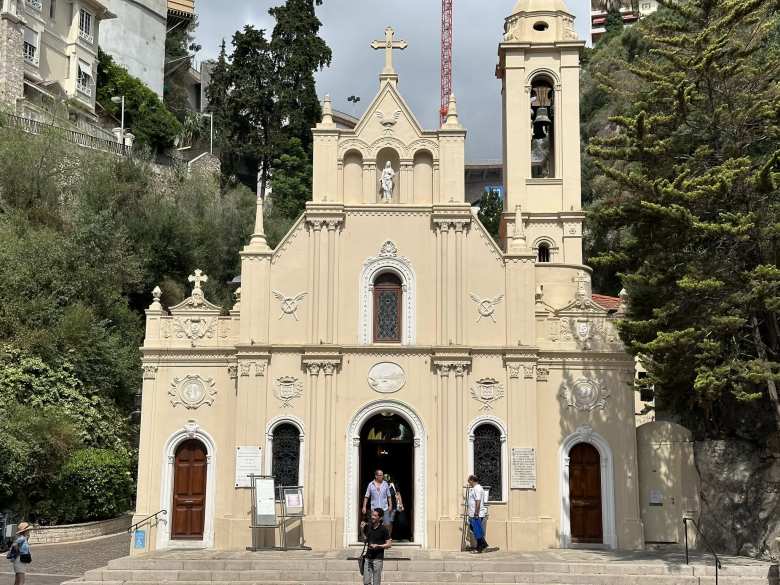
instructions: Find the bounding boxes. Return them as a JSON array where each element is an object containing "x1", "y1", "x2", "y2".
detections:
[{"x1": 63, "y1": 551, "x2": 779, "y2": 585}]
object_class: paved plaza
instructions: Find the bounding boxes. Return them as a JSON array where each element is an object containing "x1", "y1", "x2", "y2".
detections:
[{"x1": 0, "y1": 534, "x2": 129, "y2": 585}]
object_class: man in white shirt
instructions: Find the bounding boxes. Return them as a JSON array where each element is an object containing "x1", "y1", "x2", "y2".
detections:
[{"x1": 466, "y1": 475, "x2": 489, "y2": 552}]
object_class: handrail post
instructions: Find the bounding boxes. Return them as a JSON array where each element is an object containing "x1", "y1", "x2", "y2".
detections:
[{"x1": 683, "y1": 517, "x2": 689, "y2": 565}]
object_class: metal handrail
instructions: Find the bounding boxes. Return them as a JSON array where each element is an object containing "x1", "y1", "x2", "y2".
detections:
[
  {"x1": 684, "y1": 517, "x2": 722, "y2": 585},
  {"x1": 1, "y1": 113, "x2": 131, "y2": 157},
  {"x1": 128, "y1": 510, "x2": 167, "y2": 534}
]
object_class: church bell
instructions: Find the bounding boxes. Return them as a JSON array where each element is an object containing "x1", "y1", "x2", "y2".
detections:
[{"x1": 532, "y1": 107, "x2": 552, "y2": 139}]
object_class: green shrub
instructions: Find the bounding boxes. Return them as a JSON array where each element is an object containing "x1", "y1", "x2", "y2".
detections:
[{"x1": 53, "y1": 448, "x2": 133, "y2": 524}]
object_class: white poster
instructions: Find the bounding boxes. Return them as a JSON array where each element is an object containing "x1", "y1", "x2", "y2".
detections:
[
  {"x1": 254, "y1": 477, "x2": 277, "y2": 527},
  {"x1": 511, "y1": 447, "x2": 537, "y2": 490},
  {"x1": 235, "y1": 446, "x2": 262, "y2": 488},
  {"x1": 283, "y1": 488, "x2": 304, "y2": 515}
]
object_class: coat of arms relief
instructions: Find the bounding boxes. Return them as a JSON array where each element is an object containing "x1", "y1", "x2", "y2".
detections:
[
  {"x1": 169, "y1": 375, "x2": 217, "y2": 409},
  {"x1": 471, "y1": 378, "x2": 505, "y2": 411},
  {"x1": 274, "y1": 376, "x2": 304, "y2": 408}
]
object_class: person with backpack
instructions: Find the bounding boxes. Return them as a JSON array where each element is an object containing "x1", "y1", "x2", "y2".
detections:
[
  {"x1": 6, "y1": 522, "x2": 32, "y2": 585},
  {"x1": 359, "y1": 508, "x2": 392, "y2": 585},
  {"x1": 466, "y1": 475, "x2": 489, "y2": 553}
]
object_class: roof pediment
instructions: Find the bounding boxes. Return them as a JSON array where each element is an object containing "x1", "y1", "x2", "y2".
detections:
[{"x1": 350, "y1": 82, "x2": 427, "y2": 148}]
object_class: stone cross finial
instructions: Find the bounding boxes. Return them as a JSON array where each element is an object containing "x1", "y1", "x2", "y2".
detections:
[
  {"x1": 188, "y1": 269, "x2": 208, "y2": 291},
  {"x1": 371, "y1": 26, "x2": 408, "y2": 75}
]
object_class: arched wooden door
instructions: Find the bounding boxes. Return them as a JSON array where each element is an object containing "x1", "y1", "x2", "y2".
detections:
[
  {"x1": 171, "y1": 439, "x2": 207, "y2": 540},
  {"x1": 569, "y1": 443, "x2": 603, "y2": 544}
]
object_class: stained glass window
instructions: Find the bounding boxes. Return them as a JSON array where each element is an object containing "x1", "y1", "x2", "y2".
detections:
[
  {"x1": 473, "y1": 424, "x2": 502, "y2": 501},
  {"x1": 373, "y1": 272, "x2": 402, "y2": 342},
  {"x1": 272, "y1": 423, "x2": 300, "y2": 488}
]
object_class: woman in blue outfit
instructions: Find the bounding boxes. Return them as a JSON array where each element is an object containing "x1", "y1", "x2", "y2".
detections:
[{"x1": 6, "y1": 522, "x2": 32, "y2": 585}]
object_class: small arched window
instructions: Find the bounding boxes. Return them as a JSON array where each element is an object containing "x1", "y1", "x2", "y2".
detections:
[
  {"x1": 473, "y1": 424, "x2": 502, "y2": 501},
  {"x1": 272, "y1": 423, "x2": 300, "y2": 487},
  {"x1": 373, "y1": 272, "x2": 402, "y2": 343},
  {"x1": 538, "y1": 242, "x2": 551, "y2": 263}
]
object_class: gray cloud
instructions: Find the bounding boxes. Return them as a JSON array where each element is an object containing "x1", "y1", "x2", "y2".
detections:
[{"x1": 195, "y1": 0, "x2": 590, "y2": 161}]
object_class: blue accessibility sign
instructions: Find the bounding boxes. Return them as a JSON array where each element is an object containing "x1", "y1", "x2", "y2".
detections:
[{"x1": 133, "y1": 530, "x2": 146, "y2": 550}]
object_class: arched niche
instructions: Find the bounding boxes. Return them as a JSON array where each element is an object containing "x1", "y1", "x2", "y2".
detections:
[
  {"x1": 376, "y1": 147, "x2": 400, "y2": 203},
  {"x1": 343, "y1": 149, "x2": 363, "y2": 204},
  {"x1": 530, "y1": 74, "x2": 556, "y2": 179},
  {"x1": 413, "y1": 149, "x2": 434, "y2": 203}
]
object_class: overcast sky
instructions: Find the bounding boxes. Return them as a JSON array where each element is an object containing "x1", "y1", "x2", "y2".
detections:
[{"x1": 195, "y1": 0, "x2": 590, "y2": 162}]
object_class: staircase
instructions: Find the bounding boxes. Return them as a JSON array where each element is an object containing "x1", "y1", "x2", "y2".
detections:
[{"x1": 64, "y1": 548, "x2": 779, "y2": 585}]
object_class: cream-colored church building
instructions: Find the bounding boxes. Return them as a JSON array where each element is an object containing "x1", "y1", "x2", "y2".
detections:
[{"x1": 132, "y1": 0, "x2": 698, "y2": 554}]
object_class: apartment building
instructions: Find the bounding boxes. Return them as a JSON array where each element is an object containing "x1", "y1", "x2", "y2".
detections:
[
  {"x1": 0, "y1": 0, "x2": 114, "y2": 122},
  {"x1": 590, "y1": 0, "x2": 658, "y2": 44},
  {"x1": 99, "y1": 0, "x2": 166, "y2": 96}
]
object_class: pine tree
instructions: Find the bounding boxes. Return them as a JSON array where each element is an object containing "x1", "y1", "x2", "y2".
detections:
[
  {"x1": 587, "y1": 0, "x2": 780, "y2": 438},
  {"x1": 205, "y1": 40, "x2": 230, "y2": 156}
]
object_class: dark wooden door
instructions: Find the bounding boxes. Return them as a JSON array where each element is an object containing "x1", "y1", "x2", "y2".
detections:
[
  {"x1": 171, "y1": 439, "x2": 207, "y2": 540},
  {"x1": 569, "y1": 443, "x2": 603, "y2": 544}
]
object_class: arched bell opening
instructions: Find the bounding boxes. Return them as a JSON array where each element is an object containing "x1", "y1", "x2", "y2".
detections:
[{"x1": 530, "y1": 76, "x2": 555, "y2": 178}]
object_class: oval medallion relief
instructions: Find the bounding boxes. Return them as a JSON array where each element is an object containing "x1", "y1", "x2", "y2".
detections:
[{"x1": 368, "y1": 362, "x2": 406, "y2": 394}]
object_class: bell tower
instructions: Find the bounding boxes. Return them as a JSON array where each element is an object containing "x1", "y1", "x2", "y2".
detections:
[{"x1": 497, "y1": 0, "x2": 586, "y2": 263}]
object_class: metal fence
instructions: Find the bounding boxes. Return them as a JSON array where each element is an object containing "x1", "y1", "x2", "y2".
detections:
[{"x1": 1, "y1": 113, "x2": 131, "y2": 157}]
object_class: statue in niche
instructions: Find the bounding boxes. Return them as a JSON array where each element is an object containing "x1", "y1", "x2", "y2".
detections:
[{"x1": 379, "y1": 161, "x2": 396, "y2": 202}]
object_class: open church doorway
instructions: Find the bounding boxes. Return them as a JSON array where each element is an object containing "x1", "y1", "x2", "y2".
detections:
[{"x1": 359, "y1": 413, "x2": 414, "y2": 542}]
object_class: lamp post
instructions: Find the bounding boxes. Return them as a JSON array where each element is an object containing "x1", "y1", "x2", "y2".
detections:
[
  {"x1": 202, "y1": 112, "x2": 213, "y2": 155},
  {"x1": 111, "y1": 95, "x2": 125, "y2": 144}
]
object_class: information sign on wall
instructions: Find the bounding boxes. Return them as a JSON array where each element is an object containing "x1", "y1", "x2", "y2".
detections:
[
  {"x1": 510, "y1": 447, "x2": 537, "y2": 490},
  {"x1": 235, "y1": 446, "x2": 262, "y2": 488}
]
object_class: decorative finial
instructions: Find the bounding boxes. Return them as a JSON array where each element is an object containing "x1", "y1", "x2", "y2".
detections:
[
  {"x1": 148, "y1": 285, "x2": 163, "y2": 311},
  {"x1": 317, "y1": 94, "x2": 335, "y2": 128},
  {"x1": 443, "y1": 94, "x2": 462, "y2": 128},
  {"x1": 619, "y1": 288, "x2": 629, "y2": 313},
  {"x1": 232, "y1": 287, "x2": 242, "y2": 312}
]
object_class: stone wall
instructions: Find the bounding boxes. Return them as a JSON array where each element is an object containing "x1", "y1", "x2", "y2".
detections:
[
  {"x1": 28, "y1": 515, "x2": 132, "y2": 545},
  {"x1": 0, "y1": 7, "x2": 24, "y2": 110},
  {"x1": 694, "y1": 439, "x2": 780, "y2": 559}
]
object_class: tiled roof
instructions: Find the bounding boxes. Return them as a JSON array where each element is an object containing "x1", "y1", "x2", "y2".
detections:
[
  {"x1": 592, "y1": 293, "x2": 621, "y2": 311},
  {"x1": 168, "y1": 0, "x2": 194, "y2": 17}
]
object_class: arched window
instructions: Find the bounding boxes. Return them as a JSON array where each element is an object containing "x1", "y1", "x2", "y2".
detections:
[
  {"x1": 473, "y1": 423, "x2": 502, "y2": 501},
  {"x1": 373, "y1": 272, "x2": 402, "y2": 342},
  {"x1": 272, "y1": 423, "x2": 301, "y2": 487},
  {"x1": 530, "y1": 77, "x2": 555, "y2": 178},
  {"x1": 538, "y1": 242, "x2": 551, "y2": 263}
]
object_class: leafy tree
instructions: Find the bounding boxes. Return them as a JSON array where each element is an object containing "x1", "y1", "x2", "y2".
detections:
[
  {"x1": 477, "y1": 188, "x2": 503, "y2": 241},
  {"x1": 96, "y1": 49, "x2": 182, "y2": 152},
  {"x1": 270, "y1": 137, "x2": 312, "y2": 220},
  {"x1": 586, "y1": 0, "x2": 780, "y2": 439}
]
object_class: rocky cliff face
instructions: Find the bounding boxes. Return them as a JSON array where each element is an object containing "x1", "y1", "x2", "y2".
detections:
[{"x1": 695, "y1": 439, "x2": 780, "y2": 559}]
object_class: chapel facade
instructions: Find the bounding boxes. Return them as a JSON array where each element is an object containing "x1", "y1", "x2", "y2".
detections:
[{"x1": 132, "y1": 0, "x2": 651, "y2": 553}]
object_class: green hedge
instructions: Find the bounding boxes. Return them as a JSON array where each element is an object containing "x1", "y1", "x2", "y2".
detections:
[{"x1": 51, "y1": 448, "x2": 134, "y2": 524}]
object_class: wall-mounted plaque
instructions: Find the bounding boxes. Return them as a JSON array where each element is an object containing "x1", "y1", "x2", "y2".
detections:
[
  {"x1": 511, "y1": 447, "x2": 537, "y2": 490},
  {"x1": 235, "y1": 446, "x2": 262, "y2": 488}
]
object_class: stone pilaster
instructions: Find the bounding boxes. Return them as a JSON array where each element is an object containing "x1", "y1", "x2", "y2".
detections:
[{"x1": 0, "y1": 2, "x2": 24, "y2": 111}]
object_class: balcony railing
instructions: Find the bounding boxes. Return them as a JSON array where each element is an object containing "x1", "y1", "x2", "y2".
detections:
[
  {"x1": 78, "y1": 29, "x2": 94, "y2": 44},
  {"x1": 25, "y1": 0, "x2": 41, "y2": 11},
  {"x1": 1, "y1": 113, "x2": 131, "y2": 157},
  {"x1": 77, "y1": 80, "x2": 93, "y2": 97},
  {"x1": 23, "y1": 43, "x2": 38, "y2": 66}
]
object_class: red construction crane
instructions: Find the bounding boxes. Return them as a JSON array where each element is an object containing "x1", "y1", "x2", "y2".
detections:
[{"x1": 440, "y1": 0, "x2": 453, "y2": 126}]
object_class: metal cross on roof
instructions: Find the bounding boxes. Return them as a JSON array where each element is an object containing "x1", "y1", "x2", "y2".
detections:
[{"x1": 371, "y1": 26, "x2": 408, "y2": 75}]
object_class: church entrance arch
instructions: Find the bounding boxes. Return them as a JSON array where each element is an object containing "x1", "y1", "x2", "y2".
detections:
[
  {"x1": 345, "y1": 400, "x2": 427, "y2": 547},
  {"x1": 359, "y1": 413, "x2": 414, "y2": 541}
]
